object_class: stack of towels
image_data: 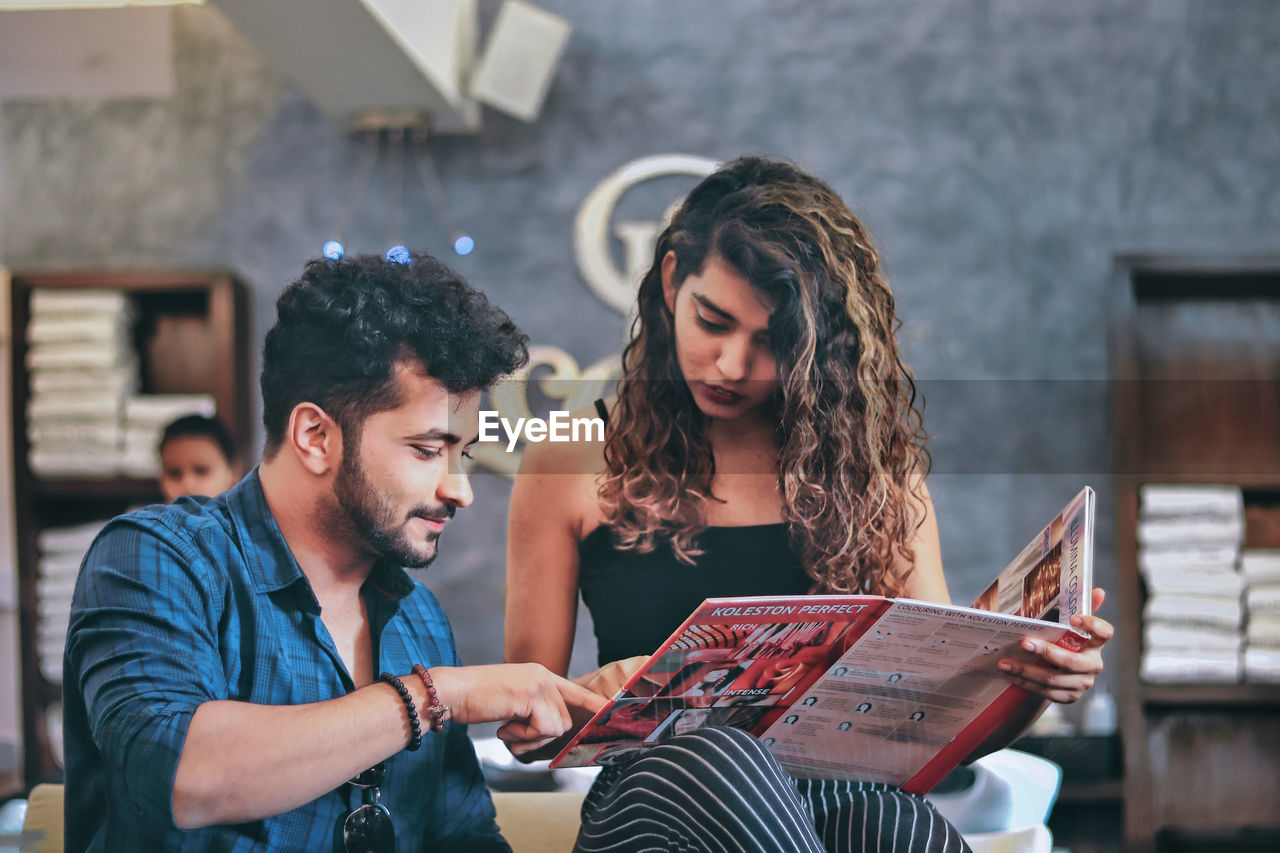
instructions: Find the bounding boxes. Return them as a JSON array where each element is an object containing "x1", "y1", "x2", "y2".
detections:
[
  {"x1": 1138, "y1": 484, "x2": 1245, "y2": 683},
  {"x1": 1243, "y1": 550, "x2": 1280, "y2": 681},
  {"x1": 24, "y1": 289, "x2": 137, "y2": 478},
  {"x1": 24, "y1": 287, "x2": 219, "y2": 479},
  {"x1": 35, "y1": 520, "x2": 108, "y2": 684}
]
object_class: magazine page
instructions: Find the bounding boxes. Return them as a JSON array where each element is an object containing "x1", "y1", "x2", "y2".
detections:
[
  {"x1": 759, "y1": 600, "x2": 1077, "y2": 791},
  {"x1": 970, "y1": 486, "x2": 1095, "y2": 629},
  {"x1": 552, "y1": 595, "x2": 892, "y2": 769}
]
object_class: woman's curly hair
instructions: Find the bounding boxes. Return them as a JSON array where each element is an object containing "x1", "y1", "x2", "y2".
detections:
[
  {"x1": 261, "y1": 251, "x2": 528, "y2": 457},
  {"x1": 599, "y1": 156, "x2": 930, "y2": 596}
]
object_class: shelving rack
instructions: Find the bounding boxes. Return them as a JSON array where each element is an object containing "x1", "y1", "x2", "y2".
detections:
[
  {"x1": 1109, "y1": 255, "x2": 1280, "y2": 852},
  {"x1": 8, "y1": 270, "x2": 251, "y2": 787}
]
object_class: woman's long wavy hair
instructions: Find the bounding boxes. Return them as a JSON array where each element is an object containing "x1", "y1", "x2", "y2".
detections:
[{"x1": 598, "y1": 156, "x2": 930, "y2": 596}]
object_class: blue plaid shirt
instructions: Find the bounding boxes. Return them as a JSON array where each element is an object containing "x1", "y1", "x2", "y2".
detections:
[{"x1": 63, "y1": 470, "x2": 510, "y2": 852}]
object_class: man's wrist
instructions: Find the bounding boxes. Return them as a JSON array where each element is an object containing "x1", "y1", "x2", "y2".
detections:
[{"x1": 412, "y1": 664, "x2": 452, "y2": 732}]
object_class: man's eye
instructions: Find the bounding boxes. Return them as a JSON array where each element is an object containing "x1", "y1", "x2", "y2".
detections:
[{"x1": 413, "y1": 446, "x2": 442, "y2": 459}]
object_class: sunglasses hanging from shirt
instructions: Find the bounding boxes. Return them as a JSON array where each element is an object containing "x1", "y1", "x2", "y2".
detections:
[{"x1": 340, "y1": 762, "x2": 395, "y2": 853}]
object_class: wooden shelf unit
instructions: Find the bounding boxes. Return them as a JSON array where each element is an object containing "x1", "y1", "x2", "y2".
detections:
[
  {"x1": 8, "y1": 270, "x2": 251, "y2": 787},
  {"x1": 1109, "y1": 255, "x2": 1280, "y2": 853}
]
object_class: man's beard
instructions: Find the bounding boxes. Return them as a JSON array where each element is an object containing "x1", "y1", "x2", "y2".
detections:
[{"x1": 331, "y1": 452, "x2": 455, "y2": 569}]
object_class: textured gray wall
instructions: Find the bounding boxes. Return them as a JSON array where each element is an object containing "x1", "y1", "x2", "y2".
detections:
[{"x1": 4, "y1": 1, "x2": 1279, "y2": 689}]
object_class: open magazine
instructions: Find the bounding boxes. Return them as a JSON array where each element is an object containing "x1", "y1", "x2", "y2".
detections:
[{"x1": 551, "y1": 486, "x2": 1095, "y2": 795}]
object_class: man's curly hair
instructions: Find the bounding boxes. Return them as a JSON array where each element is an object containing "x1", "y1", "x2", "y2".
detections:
[{"x1": 261, "y1": 252, "x2": 528, "y2": 457}]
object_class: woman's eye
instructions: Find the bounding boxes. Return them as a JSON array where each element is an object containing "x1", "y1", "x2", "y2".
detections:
[
  {"x1": 695, "y1": 314, "x2": 728, "y2": 332},
  {"x1": 461, "y1": 448, "x2": 475, "y2": 460}
]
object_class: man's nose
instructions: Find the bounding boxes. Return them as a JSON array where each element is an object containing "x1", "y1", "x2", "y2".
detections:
[{"x1": 438, "y1": 464, "x2": 473, "y2": 508}]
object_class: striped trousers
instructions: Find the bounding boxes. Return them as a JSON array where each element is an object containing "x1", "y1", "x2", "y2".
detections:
[{"x1": 574, "y1": 727, "x2": 971, "y2": 853}]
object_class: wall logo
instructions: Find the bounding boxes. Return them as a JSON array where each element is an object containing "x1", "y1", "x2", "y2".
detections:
[{"x1": 574, "y1": 154, "x2": 719, "y2": 316}]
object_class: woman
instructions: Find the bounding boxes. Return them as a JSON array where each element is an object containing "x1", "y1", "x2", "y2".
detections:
[{"x1": 504, "y1": 156, "x2": 1111, "y2": 852}]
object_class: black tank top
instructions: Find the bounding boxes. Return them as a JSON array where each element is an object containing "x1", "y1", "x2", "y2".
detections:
[{"x1": 578, "y1": 524, "x2": 811, "y2": 667}]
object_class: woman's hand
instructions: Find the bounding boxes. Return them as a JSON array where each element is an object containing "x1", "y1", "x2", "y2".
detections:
[{"x1": 998, "y1": 588, "x2": 1114, "y2": 704}]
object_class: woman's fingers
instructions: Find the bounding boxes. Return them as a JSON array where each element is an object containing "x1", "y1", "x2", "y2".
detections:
[
  {"x1": 1070, "y1": 612, "x2": 1115, "y2": 650},
  {"x1": 999, "y1": 587, "x2": 1115, "y2": 704}
]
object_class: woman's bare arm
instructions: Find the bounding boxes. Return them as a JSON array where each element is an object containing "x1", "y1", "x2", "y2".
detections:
[{"x1": 503, "y1": 436, "x2": 599, "y2": 676}]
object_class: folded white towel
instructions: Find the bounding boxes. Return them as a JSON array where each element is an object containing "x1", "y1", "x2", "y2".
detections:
[
  {"x1": 37, "y1": 609, "x2": 69, "y2": 631},
  {"x1": 1243, "y1": 648, "x2": 1280, "y2": 682},
  {"x1": 36, "y1": 575, "x2": 79, "y2": 599},
  {"x1": 28, "y1": 421, "x2": 124, "y2": 447},
  {"x1": 125, "y1": 393, "x2": 216, "y2": 425},
  {"x1": 1137, "y1": 516, "x2": 1245, "y2": 548},
  {"x1": 1246, "y1": 584, "x2": 1280, "y2": 612},
  {"x1": 1139, "y1": 544, "x2": 1240, "y2": 572},
  {"x1": 37, "y1": 556, "x2": 84, "y2": 578},
  {"x1": 29, "y1": 443, "x2": 123, "y2": 469},
  {"x1": 37, "y1": 623, "x2": 69, "y2": 648},
  {"x1": 26, "y1": 314, "x2": 130, "y2": 346},
  {"x1": 1243, "y1": 550, "x2": 1280, "y2": 585},
  {"x1": 1140, "y1": 484, "x2": 1244, "y2": 518},
  {"x1": 119, "y1": 448, "x2": 160, "y2": 479},
  {"x1": 29, "y1": 449, "x2": 122, "y2": 478},
  {"x1": 26, "y1": 342, "x2": 130, "y2": 371},
  {"x1": 1142, "y1": 568, "x2": 1244, "y2": 598},
  {"x1": 37, "y1": 637, "x2": 66, "y2": 660},
  {"x1": 30, "y1": 365, "x2": 138, "y2": 396},
  {"x1": 1145, "y1": 623, "x2": 1242, "y2": 653},
  {"x1": 30, "y1": 288, "x2": 130, "y2": 316},
  {"x1": 1141, "y1": 650, "x2": 1241, "y2": 683},
  {"x1": 1144, "y1": 594, "x2": 1242, "y2": 630},
  {"x1": 1247, "y1": 613, "x2": 1280, "y2": 646},
  {"x1": 28, "y1": 389, "x2": 126, "y2": 421},
  {"x1": 37, "y1": 521, "x2": 110, "y2": 555},
  {"x1": 37, "y1": 594, "x2": 72, "y2": 619},
  {"x1": 124, "y1": 423, "x2": 164, "y2": 452}
]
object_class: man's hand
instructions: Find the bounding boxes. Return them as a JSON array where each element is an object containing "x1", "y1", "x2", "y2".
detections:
[
  {"x1": 495, "y1": 656, "x2": 648, "y2": 761},
  {"x1": 428, "y1": 663, "x2": 606, "y2": 747},
  {"x1": 572, "y1": 656, "x2": 651, "y2": 699},
  {"x1": 998, "y1": 588, "x2": 1114, "y2": 704}
]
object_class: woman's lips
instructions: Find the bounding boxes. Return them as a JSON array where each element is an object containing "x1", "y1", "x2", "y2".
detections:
[{"x1": 701, "y1": 383, "x2": 743, "y2": 405}]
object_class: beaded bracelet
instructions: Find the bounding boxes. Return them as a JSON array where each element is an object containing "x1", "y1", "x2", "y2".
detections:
[
  {"x1": 379, "y1": 672, "x2": 423, "y2": 751},
  {"x1": 412, "y1": 663, "x2": 450, "y2": 733}
]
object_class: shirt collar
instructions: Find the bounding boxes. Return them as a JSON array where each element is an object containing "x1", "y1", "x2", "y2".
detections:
[{"x1": 226, "y1": 468, "x2": 415, "y2": 600}]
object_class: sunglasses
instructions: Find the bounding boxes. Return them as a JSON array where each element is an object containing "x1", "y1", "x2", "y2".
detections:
[{"x1": 341, "y1": 763, "x2": 395, "y2": 853}]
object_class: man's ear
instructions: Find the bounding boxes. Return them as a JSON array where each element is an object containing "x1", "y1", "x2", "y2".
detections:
[
  {"x1": 286, "y1": 403, "x2": 341, "y2": 475},
  {"x1": 661, "y1": 250, "x2": 679, "y2": 314}
]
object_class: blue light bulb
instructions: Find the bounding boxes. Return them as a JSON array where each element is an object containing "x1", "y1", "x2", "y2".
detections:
[
  {"x1": 453, "y1": 234, "x2": 475, "y2": 256},
  {"x1": 385, "y1": 245, "x2": 411, "y2": 265},
  {"x1": 322, "y1": 240, "x2": 344, "y2": 260}
]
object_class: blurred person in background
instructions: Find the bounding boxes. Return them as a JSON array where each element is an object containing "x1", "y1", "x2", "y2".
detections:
[{"x1": 157, "y1": 414, "x2": 240, "y2": 502}]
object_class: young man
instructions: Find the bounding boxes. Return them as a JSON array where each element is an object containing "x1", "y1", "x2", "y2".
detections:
[{"x1": 63, "y1": 253, "x2": 604, "y2": 851}]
